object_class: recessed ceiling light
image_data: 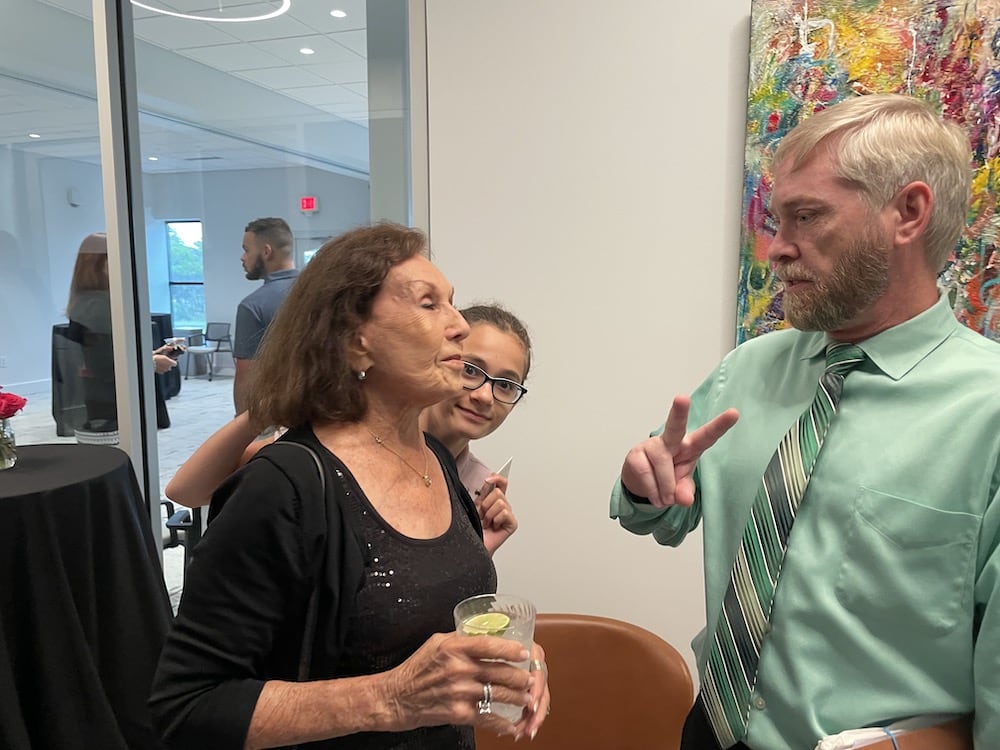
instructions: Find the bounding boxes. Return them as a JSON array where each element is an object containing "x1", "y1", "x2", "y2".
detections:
[
  {"x1": 330, "y1": 9, "x2": 347, "y2": 17},
  {"x1": 28, "y1": 133, "x2": 41, "y2": 139},
  {"x1": 299, "y1": 47, "x2": 315, "y2": 55},
  {"x1": 148, "y1": 156, "x2": 159, "y2": 161},
  {"x1": 130, "y1": 0, "x2": 290, "y2": 22}
]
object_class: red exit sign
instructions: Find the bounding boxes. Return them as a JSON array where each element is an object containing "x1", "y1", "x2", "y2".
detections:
[{"x1": 300, "y1": 195, "x2": 318, "y2": 213}]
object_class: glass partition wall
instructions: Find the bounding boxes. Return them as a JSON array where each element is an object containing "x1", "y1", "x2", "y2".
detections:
[{"x1": 3, "y1": 0, "x2": 419, "y2": 603}]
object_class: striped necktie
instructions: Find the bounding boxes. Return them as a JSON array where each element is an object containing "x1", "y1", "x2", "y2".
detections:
[{"x1": 702, "y1": 342, "x2": 867, "y2": 747}]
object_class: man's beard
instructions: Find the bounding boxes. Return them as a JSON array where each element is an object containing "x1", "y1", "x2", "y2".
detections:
[
  {"x1": 780, "y1": 229, "x2": 890, "y2": 332},
  {"x1": 245, "y1": 255, "x2": 266, "y2": 281}
]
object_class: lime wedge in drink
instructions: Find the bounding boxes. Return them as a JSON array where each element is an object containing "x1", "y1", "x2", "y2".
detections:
[{"x1": 462, "y1": 612, "x2": 511, "y2": 636}]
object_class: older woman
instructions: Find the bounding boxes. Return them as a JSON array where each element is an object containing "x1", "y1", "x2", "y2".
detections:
[{"x1": 149, "y1": 223, "x2": 549, "y2": 749}]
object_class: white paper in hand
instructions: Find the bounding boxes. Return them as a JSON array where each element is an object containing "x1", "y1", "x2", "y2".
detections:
[
  {"x1": 475, "y1": 457, "x2": 513, "y2": 498},
  {"x1": 495, "y1": 456, "x2": 513, "y2": 480}
]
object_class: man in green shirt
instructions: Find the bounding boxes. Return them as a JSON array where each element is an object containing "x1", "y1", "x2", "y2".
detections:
[{"x1": 611, "y1": 94, "x2": 1000, "y2": 750}]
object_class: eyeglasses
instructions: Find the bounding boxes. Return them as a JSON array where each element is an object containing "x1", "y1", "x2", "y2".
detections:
[{"x1": 460, "y1": 361, "x2": 528, "y2": 405}]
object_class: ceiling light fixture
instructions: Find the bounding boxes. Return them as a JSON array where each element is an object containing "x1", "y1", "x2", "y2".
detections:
[
  {"x1": 148, "y1": 156, "x2": 159, "y2": 161},
  {"x1": 299, "y1": 47, "x2": 315, "y2": 55},
  {"x1": 129, "y1": 0, "x2": 291, "y2": 23},
  {"x1": 28, "y1": 133, "x2": 41, "y2": 139},
  {"x1": 330, "y1": 9, "x2": 347, "y2": 17}
]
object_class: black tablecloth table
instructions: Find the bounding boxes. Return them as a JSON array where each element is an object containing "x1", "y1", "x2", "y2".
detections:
[{"x1": 0, "y1": 444, "x2": 172, "y2": 750}]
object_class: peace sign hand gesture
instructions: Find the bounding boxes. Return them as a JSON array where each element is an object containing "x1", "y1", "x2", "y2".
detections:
[{"x1": 620, "y1": 395, "x2": 739, "y2": 508}]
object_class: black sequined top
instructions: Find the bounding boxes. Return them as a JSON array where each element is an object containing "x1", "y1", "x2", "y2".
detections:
[
  {"x1": 150, "y1": 428, "x2": 495, "y2": 750},
  {"x1": 322, "y1": 442, "x2": 497, "y2": 749}
]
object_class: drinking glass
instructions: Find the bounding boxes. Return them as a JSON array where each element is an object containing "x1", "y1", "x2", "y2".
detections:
[{"x1": 454, "y1": 593, "x2": 536, "y2": 722}]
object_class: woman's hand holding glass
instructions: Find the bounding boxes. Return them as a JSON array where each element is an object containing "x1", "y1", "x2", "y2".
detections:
[
  {"x1": 520, "y1": 642, "x2": 550, "y2": 740},
  {"x1": 380, "y1": 631, "x2": 547, "y2": 738}
]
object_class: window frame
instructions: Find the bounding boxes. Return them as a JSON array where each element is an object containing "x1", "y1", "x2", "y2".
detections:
[{"x1": 164, "y1": 219, "x2": 206, "y2": 331}]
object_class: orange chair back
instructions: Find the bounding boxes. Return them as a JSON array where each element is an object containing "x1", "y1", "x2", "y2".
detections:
[{"x1": 476, "y1": 612, "x2": 694, "y2": 750}]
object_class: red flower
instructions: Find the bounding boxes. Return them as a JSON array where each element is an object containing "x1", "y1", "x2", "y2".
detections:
[{"x1": 0, "y1": 387, "x2": 27, "y2": 419}]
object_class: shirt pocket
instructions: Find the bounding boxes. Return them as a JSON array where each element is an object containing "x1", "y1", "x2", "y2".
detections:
[{"x1": 834, "y1": 487, "x2": 978, "y2": 637}]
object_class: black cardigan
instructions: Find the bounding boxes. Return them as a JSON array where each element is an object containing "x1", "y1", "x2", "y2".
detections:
[{"x1": 149, "y1": 427, "x2": 482, "y2": 750}]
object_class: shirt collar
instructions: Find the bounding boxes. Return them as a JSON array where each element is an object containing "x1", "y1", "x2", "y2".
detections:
[
  {"x1": 264, "y1": 267, "x2": 299, "y2": 283},
  {"x1": 453, "y1": 445, "x2": 472, "y2": 468},
  {"x1": 797, "y1": 293, "x2": 955, "y2": 381}
]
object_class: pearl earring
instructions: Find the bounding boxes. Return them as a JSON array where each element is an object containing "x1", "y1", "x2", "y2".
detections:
[{"x1": 357, "y1": 370, "x2": 367, "y2": 381}]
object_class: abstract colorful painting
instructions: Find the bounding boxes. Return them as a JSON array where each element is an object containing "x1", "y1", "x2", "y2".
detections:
[{"x1": 738, "y1": 0, "x2": 1000, "y2": 343}]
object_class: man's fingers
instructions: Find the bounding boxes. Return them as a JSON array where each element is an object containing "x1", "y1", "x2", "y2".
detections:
[
  {"x1": 622, "y1": 442, "x2": 663, "y2": 501},
  {"x1": 673, "y1": 476, "x2": 698, "y2": 507},
  {"x1": 686, "y1": 408, "x2": 740, "y2": 454},
  {"x1": 659, "y1": 395, "x2": 691, "y2": 452},
  {"x1": 647, "y1": 440, "x2": 678, "y2": 507},
  {"x1": 623, "y1": 397, "x2": 737, "y2": 508}
]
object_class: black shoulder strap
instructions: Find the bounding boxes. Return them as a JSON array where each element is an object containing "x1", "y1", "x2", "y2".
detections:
[{"x1": 258, "y1": 441, "x2": 326, "y2": 681}]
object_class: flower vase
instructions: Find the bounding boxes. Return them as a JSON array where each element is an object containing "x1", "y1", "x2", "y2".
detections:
[{"x1": 0, "y1": 418, "x2": 16, "y2": 470}]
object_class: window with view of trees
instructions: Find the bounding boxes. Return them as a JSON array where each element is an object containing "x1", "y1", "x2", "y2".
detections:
[{"x1": 166, "y1": 221, "x2": 205, "y2": 330}]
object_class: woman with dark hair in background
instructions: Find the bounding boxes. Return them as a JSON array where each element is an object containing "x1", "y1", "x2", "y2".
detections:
[{"x1": 66, "y1": 232, "x2": 177, "y2": 439}]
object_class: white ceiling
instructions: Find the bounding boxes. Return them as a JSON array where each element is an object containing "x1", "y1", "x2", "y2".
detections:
[{"x1": 0, "y1": 0, "x2": 375, "y2": 176}]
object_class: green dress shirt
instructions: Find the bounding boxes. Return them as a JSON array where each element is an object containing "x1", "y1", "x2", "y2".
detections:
[{"x1": 610, "y1": 294, "x2": 1000, "y2": 750}]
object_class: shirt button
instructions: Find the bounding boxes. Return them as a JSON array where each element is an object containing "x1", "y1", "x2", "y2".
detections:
[{"x1": 753, "y1": 695, "x2": 766, "y2": 710}]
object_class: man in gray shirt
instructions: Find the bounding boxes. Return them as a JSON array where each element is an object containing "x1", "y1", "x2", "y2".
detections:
[{"x1": 233, "y1": 217, "x2": 299, "y2": 413}]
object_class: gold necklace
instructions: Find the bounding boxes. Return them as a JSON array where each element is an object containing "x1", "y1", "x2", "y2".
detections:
[{"x1": 367, "y1": 429, "x2": 431, "y2": 487}]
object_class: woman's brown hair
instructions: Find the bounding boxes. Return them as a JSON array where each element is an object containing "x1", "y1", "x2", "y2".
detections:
[
  {"x1": 66, "y1": 233, "x2": 109, "y2": 311},
  {"x1": 248, "y1": 222, "x2": 428, "y2": 431}
]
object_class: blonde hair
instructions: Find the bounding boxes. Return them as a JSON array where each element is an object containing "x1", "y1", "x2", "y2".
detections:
[{"x1": 773, "y1": 94, "x2": 971, "y2": 270}]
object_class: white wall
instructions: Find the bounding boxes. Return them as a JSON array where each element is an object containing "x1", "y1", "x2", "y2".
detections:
[
  {"x1": 0, "y1": 151, "x2": 103, "y2": 393},
  {"x1": 424, "y1": 0, "x2": 751, "y2": 678}
]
